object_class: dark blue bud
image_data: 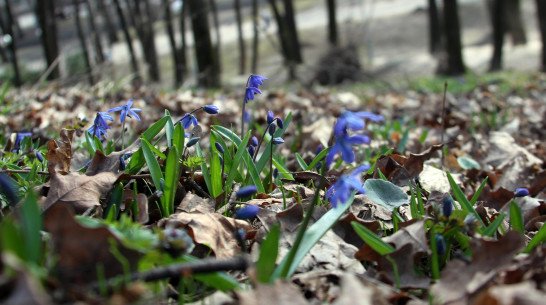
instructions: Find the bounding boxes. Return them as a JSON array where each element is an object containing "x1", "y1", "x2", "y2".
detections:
[
  {"x1": 276, "y1": 118, "x2": 284, "y2": 129},
  {"x1": 514, "y1": 188, "x2": 529, "y2": 198},
  {"x1": 244, "y1": 110, "x2": 251, "y2": 122},
  {"x1": 36, "y1": 151, "x2": 43, "y2": 163},
  {"x1": 218, "y1": 154, "x2": 224, "y2": 167},
  {"x1": 268, "y1": 125, "x2": 276, "y2": 136},
  {"x1": 247, "y1": 145, "x2": 255, "y2": 157},
  {"x1": 234, "y1": 204, "x2": 260, "y2": 219},
  {"x1": 0, "y1": 172, "x2": 18, "y2": 206},
  {"x1": 435, "y1": 234, "x2": 446, "y2": 255},
  {"x1": 315, "y1": 144, "x2": 323, "y2": 156},
  {"x1": 236, "y1": 185, "x2": 258, "y2": 199},
  {"x1": 215, "y1": 142, "x2": 225, "y2": 154},
  {"x1": 119, "y1": 156, "x2": 126, "y2": 171},
  {"x1": 251, "y1": 136, "x2": 259, "y2": 147},
  {"x1": 442, "y1": 196, "x2": 453, "y2": 218},
  {"x1": 203, "y1": 105, "x2": 219, "y2": 114},
  {"x1": 273, "y1": 168, "x2": 279, "y2": 179},
  {"x1": 272, "y1": 137, "x2": 284, "y2": 145},
  {"x1": 186, "y1": 137, "x2": 200, "y2": 147},
  {"x1": 266, "y1": 111, "x2": 274, "y2": 124}
]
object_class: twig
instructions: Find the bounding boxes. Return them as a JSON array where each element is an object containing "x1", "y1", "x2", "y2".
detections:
[
  {"x1": 89, "y1": 255, "x2": 248, "y2": 292},
  {"x1": 440, "y1": 81, "x2": 448, "y2": 169}
]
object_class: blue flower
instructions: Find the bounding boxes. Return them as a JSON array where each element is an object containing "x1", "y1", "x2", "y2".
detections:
[
  {"x1": 272, "y1": 137, "x2": 284, "y2": 145},
  {"x1": 334, "y1": 111, "x2": 383, "y2": 137},
  {"x1": 244, "y1": 87, "x2": 262, "y2": 103},
  {"x1": 514, "y1": 187, "x2": 529, "y2": 198},
  {"x1": 215, "y1": 142, "x2": 225, "y2": 154},
  {"x1": 14, "y1": 132, "x2": 32, "y2": 148},
  {"x1": 88, "y1": 112, "x2": 113, "y2": 139},
  {"x1": 442, "y1": 195, "x2": 453, "y2": 218},
  {"x1": 435, "y1": 234, "x2": 446, "y2": 255},
  {"x1": 180, "y1": 113, "x2": 198, "y2": 129},
  {"x1": 108, "y1": 99, "x2": 142, "y2": 123},
  {"x1": 266, "y1": 111, "x2": 274, "y2": 124},
  {"x1": 234, "y1": 205, "x2": 260, "y2": 219},
  {"x1": 236, "y1": 185, "x2": 258, "y2": 199},
  {"x1": 36, "y1": 151, "x2": 43, "y2": 163},
  {"x1": 276, "y1": 118, "x2": 284, "y2": 129},
  {"x1": 203, "y1": 105, "x2": 219, "y2": 114},
  {"x1": 326, "y1": 133, "x2": 370, "y2": 167},
  {"x1": 248, "y1": 74, "x2": 268, "y2": 88},
  {"x1": 0, "y1": 172, "x2": 18, "y2": 206},
  {"x1": 244, "y1": 110, "x2": 251, "y2": 122},
  {"x1": 268, "y1": 124, "x2": 276, "y2": 136},
  {"x1": 251, "y1": 136, "x2": 259, "y2": 147},
  {"x1": 248, "y1": 145, "x2": 255, "y2": 157},
  {"x1": 326, "y1": 165, "x2": 369, "y2": 208}
]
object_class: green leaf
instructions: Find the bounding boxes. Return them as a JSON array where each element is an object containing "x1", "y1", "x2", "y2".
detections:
[
  {"x1": 351, "y1": 221, "x2": 394, "y2": 255},
  {"x1": 363, "y1": 179, "x2": 409, "y2": 211},
  {"x1": 105, "y1": 183, "x2": 124, "y2": 220},
  {"x1": 165, "y1": 110, "x2": 175, "y2": 148},
  {"x1": 470, "y1": 177, "x2": 488, "y2": 206},
  {"x1": 19, "y1": 191, "x2": 42, "y2": 265},
  {"x1": 256, "y1": 224, "x2": 280, "y2": 283},
  {"x1": 164, "y1": 147, "x2": 180, "y2": 216},
  {"x1": 256, "y1": 112, "x2": 292, "y2": 173},
  {"x1": 141, "y1": 138, "x2": 165, "y2": 215},
  {"x1": 524, "y1": 223, "x2": 546, "y2": 253},
  {"x1": 85, "y1": 131, "x2": 97, "y2": 155},
  {"x1": 457, "y1": 156, "x2": 481, "y2": 170},
  {"x1": 141, "y1": 116, "x2": 170, "y2": 142},
  {"x1": 209, "y1": 132, "x2": 223, "y2": 198},
  {"x1": 510, "y1": 200, "x2": 524, "y2": 234},
  {"x1": 272, "y1": 155, "x2": 294, "y2": 181},
  {"x1": 173, "y1": 123, "x2": 185, "y2": 160},
  {"x1": 482, "y1": 213, "x2": 506, "y2": 237},
  {"x1": 295, "y1": 153, "x2": 308, "y2": 171},
  {"x1": 127, "y1": 116, "x2": 171, "y2": 175},
  {"x1": 446, "y1": 171, "x2": 486, "y2": 228},
  {"x1": 195, "y1": 143, "x2": 212, "y2": 197},
  {"x1": 305, "y1": 147, "x2": 330, "y2": 171},
  {"x1": 93, "y1": 135, "x2": 104, "y2": 153}
]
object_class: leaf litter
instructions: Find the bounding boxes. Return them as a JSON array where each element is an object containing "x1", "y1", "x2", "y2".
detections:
[{"x1": 0, "y1": 76, "x2": 545, "y2": 304}]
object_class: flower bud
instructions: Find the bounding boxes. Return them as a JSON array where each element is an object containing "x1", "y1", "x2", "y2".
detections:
[
  {"x1": 186, "y1": 137, "x2": 200, "y2": 147},
  {"x1": 266, "y1": 111, "x2": 274, "y2": 124},
  {"x1": 248, "y1": 145, "x2": 255, "y2": 157},
  {"x1": 276, "y1": 118, "x2": 284, "y2": 129},
  {"x1": 236, "y1": 185, "x2": 258, "y2": 199},
  {"x1": 203, "y1": 105, "x2": 219, "y2": 114},
  {"x1": 234, "y1": 205, "x2": 260, "y2": 219},
  {"x1": 215, "y1": 142, "x2": 225, "y2": 154},
  {"x1": 435, "y1": 234, "x2": 446, "y2": 255},
  {"x1": 442, "y1": 195, "x2": 453, "y2": 218},
  {"x1": 514, "y1": 188, "x2": 529, "y2": 198},
  {"x1": 251, "y1": 136, "x2": 259, "y2": 147},
  {"x1": 272, "y1": 137, "x2": 284, "y2": 145}
]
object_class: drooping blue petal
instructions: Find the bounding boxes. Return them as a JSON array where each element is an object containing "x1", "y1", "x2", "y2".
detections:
[
  {"x1": 248, "y1": 75, "x2": 268, "y2": 88},
  {"x1": 244, "y1": 87, "x2": 262, "y2": 103}
]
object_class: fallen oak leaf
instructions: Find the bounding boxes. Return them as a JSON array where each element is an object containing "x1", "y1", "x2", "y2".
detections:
[
  {"x1": 41, "y1": 171, "x2": 120, "y2": 214},
  {"x1": 85, "y1": 138, "x2": 142, "y2": 175}
]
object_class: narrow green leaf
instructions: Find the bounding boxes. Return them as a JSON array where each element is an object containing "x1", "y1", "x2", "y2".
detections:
[
  {"x1": 141, "y1": 138, "x2": 165, "y2": 214},
  {"x1": 305, "y1": 147, "x2": 330, "y2": 171},
  {"x1": 85, "y1": 131, "x2": 97, "y2": 155},
  {"x1": 225, "y1": 130, "x2": 252, "y2": 192},
  {"x1": 524, "y1": 223, "x2": 546, "y2": 253},
  {"x1": 351, "y1": 221, "x2": 395, "y2": 255},
  {"x1": 509, "y1": 200, "x2": 524, "y2": 234},
  {"x1": 173, "y1": 123, "x2": 185, "y2": 160},
  {"x1": 19, "y1": 191, "x2": 42, "y2": 265},
  {"x1": 165, "y1": 111, "x2": 175, "y2": 148},
  {"x1": 409, "y1": 180, "x2": 419, "y2": 218},
  {"x1": 105, "y1": 183, "x2": 124, "y2": 220},
  {"x1": 295, "y1": 153, "x2": 308, "y2": 171},
  {"x1": 181, "y1": 255, "x2": 241, "y2": 291},
  {"x1": 482, "y1": 213, "x2": 506, "y2": 237},
  {"x1": 446, "y1": 171, "x2": 485, "y2": 228},
  {"x1": 195, "y1": 143, "x2": 212, "y2": 197},
  {"x1": 93, "y1": 135, "x2": 104, "y2": 153},
  {"x1": 470, "y1": 177, "x2": 488, "y2": 205},
  {"x1": 272, "y1": 155, "x2": 294, "y2": 181},
  {"x1": 209, "y1": 132, "x2": 223, "y2": 198},
  {"x1": 257, "y1": 224, "x2": 280, "y2": 284},
  {"x1": 164, "y1": 147, "x2": 180, "y2": 216},
  {"x1": 256, "y1": 112, "x2": 292, "y2": 172},
  {"x1": 142, "y1": 116, "x2": 170, "y2": 141}
]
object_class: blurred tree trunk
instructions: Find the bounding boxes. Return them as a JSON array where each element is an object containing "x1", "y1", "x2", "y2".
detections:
[
  {"x1": 505, "y1": 0, "x2": 526, "y2": 45},
  {"x1": 97, "y1": 0, "x2": 119, "y2": 45},
  {"x1": 162, "y1": 0, "x2": 183, "y2": 87},
  {"x1": 84, "y1": 0, "x2": 105, "y2": 64},
  {"x1": 129, "y1": 0, "x2": 160, "y2": 82},
  {"x1": 235, "y1": 0, "x2": 246, "y2": 75},
  {"x1": 489, "y1": 0, "x2": 505, "y2": 71},
  {"x1": 268, "y1": 0, "x2": 302, "y2": 80},
  {"x1": 112, "y1": 0, "x2": 140, "y2": 81},
  {"x1": 537, "y1": 0, "x2": 546, "y2": 72},
  {"x1": 0, "y1": 9, "x2": 10, "y2": 63},
  {"x1": 251, "y1": 0, "x2": 259, "y2": 73},
  {"x1": 428, "y1": 0, "x2": 442, "y2": 54},
  {"x1": 4, "y1": 0, "x2": 20, "y2": 86},
  {"x1": 176, "y1": 3, "x2": 188, "y2": 84},
  {"x1": 442, "y1": 0, "x2": 465, "y2": 75},
  {"x1": 187, "y1": 0, "x2": 220, "y2": 87},
  {"x1": 73, "y1": 0, "x2": 93, "y2": 85},
  {"x1": 326, "y1": 0, "x2": 338, "y2": 46},
  {"x1": 209, "y1": 0, "x2": 222, "y2": 77},
  {"x1": 35, "y1": 0, "x2": 60, "y2": 81}
]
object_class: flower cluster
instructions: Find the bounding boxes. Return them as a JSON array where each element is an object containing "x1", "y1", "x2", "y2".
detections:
[
  {"x1": 326, "y1": 164, "x2": 369, "y2": 208},
  {"x1": 326, "y1": 111, "x2": 383, "y2": 168},
  {"x1": 87, "y1": 99, "x2": 142, "y2": 140},
  {"x1": 245, "y1": 75, "x2": 267, "y2": 104},
  {"x1": 179, "y1": 105, "x2": 219, "y2": 129}
]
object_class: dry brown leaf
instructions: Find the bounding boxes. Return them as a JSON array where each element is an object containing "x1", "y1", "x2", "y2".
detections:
[
  {"x1": 43, "y1": 204, "x2": 141, "y2": 285},
  {"x1": 0, "y1": 271, "x2": 53, "y2": 305},
  {"x1": 158, "y1": 212, "x2": 249, "y2": 258},
  {"x1": 41, "y1": 171, "x2": 119, "y2": 213},
  {"x1": 237, "y1": 280, "x2": 308, "y2": 305},
  {"x1": 121, "y1": 189, "x2": 149, "y2": 224},
  {"x1": 471, "y1": 282, "x2": 546, "y2": 305},
  {"x1": 431, "y1": 231, "x2": 525, "y2": 305},
  {"x1": 85, "y1": 138, "x2": 142, "y2": 175},
  {"x1": 45, "y1": 128, "x2": 75, "y2": 174},
  {"x1": 378, "y1": 243, "x2": 430, "y2": 289},
  {"x1": 332, "y1": 274, "x2": 382, "y2": 305},
  {"x1": 176, "y1": 192, "x2": 216, "y2": 214}
]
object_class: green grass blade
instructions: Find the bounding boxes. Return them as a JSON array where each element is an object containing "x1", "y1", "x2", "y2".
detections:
[
  {"x1": 351, "y1": 221, "x2": 395, "y2": 255},
  {"x1": 141, "y1": 138, "x2": 165, "y2": 215},
  {"x1": 209, "y1": 132, "x2": 223, "y2": 198},
  {"x1": 446, "y1": 171, "x2": 485, "y2": 228},
  {"x1": 509, "y1": 200, "x2": 524, "y2": 234},
  {"x1": 305, "y1": 147, "x2": 330, "y2": 171},
  {"x1": 257, "y1": 224, "x2": 280, "y2": 284},
  {"x1": 482, "y1": 212, "x2": 506, "y2": 237},
  {"x1": 256, "y1": 112, "x2": 292, "y2": 172},
  {"x1": 524, "y1": 223, "x2": 546, "y2": 253},
  {"x1": 295, "y1": 152, "x2": 308, "y2": 171},
  {"x1": 165, "y1": 110, "x2": 174, "y2": 147},
  {"x1": 164, "y1": 147, "x2": 180, "y2": 216},
  {"x1": 195, "y1": 143, "x2": 212, "y2": 197},
  {"x1": 470, "y1": 177, "x2": 488, "y2": 205}
]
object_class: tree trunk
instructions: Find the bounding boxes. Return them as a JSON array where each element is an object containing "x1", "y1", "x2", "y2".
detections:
[
  {"x1": 235, "y1": 0, "x2": 246, "y2": 75},
  {"x1": 176, "y1": 3, "x2": 188, "y2": 84},
  {"x1": 251, "y1": 0, "x2": 259, "y2": 73},
  {"x1": 536, "y1": 0, "x2": 546, "y2": 72},
  {"x1": 129, "y1": 0, "x2": 160, "y2": 82},
  {"x1": 489, "y1": 0, "x2": 505, "y2": 71},
  {"x1": 428, "y1": 0, "x2": 442, "y2": 54},
  {"x1": 35, "y1": 0, "x2": 60, "y2": 80},
  {"x1": 73, "y1": 0, "x2": 94, "y2": 85},
  {"x1": 162, "y1": 0, "x2": 181, "y2": 86},
  {"x1": 84, "y1": 0, "x2": 105, "y2": 64},
  {"x1": 112, "y1": 0, "x2": 140, "y2": 81},
  {"x1": 283, "y1": 0, "x2": 302, "y2": 63},
  {"x1": 4, "y1": 0, "x2": 21, "y2": 86},
  {"x1": 326, "y1": 0, "x2": 338, "y2": 46},
  {"x1": 442, "y1": 0, "x2": 465, "y2": 75},
  {"x1": 97, "y1": 0, "x2": 119, "y2": 45},
  {"x1": 187, "y1": 0, "x2": 220, "y2": 87},
  {"x1": 268, "y1": 0, "x2": 302, "y2": 80},
  {"x1": 0, "y1": 12, "x2": 9, "y2": 63},
  {"x1": 505, "y1": 0, "x2": 526, "y2": 45},
  {"x1": 209, "y1": 0, "x2": 222, "y2": 78}
]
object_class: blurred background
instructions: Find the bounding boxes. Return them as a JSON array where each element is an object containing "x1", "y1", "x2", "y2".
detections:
[{"x1": 0, "y1": 0, "x2": 544, "y2": 88}]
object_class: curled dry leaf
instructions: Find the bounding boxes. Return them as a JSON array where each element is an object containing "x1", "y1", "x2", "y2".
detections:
[
  {"x1": 43, "y1": 204, "x2": 141, "y2": 285},
  {"x1": 158, "y1": 212, "x2": 249, "y2": 258},
  {"x1": 41, "y1": 171, "x2": 120, "y2": 213},
  {"x1": 45, "y1": 128, "x2": 75, "y2": 174},
  {"x1": 431, "y1": 231, "x2": 525, "y2": 305}
]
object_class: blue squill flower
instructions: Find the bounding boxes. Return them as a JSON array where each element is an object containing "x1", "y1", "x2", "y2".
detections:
[
  {"x1": 334, "y1": 111, "x2": 383, "y2": 137},
  {"x1": 203, "y1": 105, "x2": 219, "y2": 114},
  {"x1": 248, "y1": 145, "x2": 255, "y2": 157},
  {"x1": 14, "y1": 132, "x2": 32, "y2": 148},
  {"x1": 514, "y1": 188, "x2": 529, "y2": 198},
  {"x1": 326, "y1": 164, "x2": 369, "y2": 208},
  {"x1": 248, "y1": 74, "x2": 268, "y2": 88},
  {"x1": 88, "y1": 112, "x2": 113, "y2": 139},
  {"x1": 108, "y1": 99, "x2": 142, "y2": 123},
  {"x1": 234, "y1": 205, "x2": 260, "y2": 219},
  {"x1": 267, "y1": 111, "x2": 274, "y2": 124},
  {"x1": 251, "y1": 136, "x2": 259, "y2": 147},
  {"x1": 215, "y1": 142, "x2": 225, "y2": 154},
  {"x1": 272, "y1": 137, "x2": 284, "y2": 145},
  {"x1": 180, "y1": 113, "x2": 198, "y2": 129},
  {"x1": 236, "y1": 185, "x2": 258, "y2": 199},
  {"x1": 276, "y1": 118, "x2": 284, "y2": 129},
  {"x1": 36, "y1": 151, "x2": 43, "y2": 163},
  {"x1": 244, "y1": 110, "x2": 251, "y2": 122},
  {"x1": 244, "y1": 87, "x2": 262, "y2": 103},
  {"x1": 442, "y1": 195, "x2": 453, "y2": 218},
  {"x1": 326, "y1": 133, "x2": 370, "y2": 167},
  {"x1": 0, "y1": 172, "x2": 18, "y2": 206}
]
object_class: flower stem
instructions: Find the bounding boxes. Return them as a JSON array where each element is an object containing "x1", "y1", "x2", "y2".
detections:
[
  {"x1": 121, "y1": 120, "x2": 126, "y2": 149},
  {"x1": 269, "y1": 142, "x2": 273, "y2": 193},
  {"x1": 240, "y1": 101, "x2": 246, "y2": 139}
]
